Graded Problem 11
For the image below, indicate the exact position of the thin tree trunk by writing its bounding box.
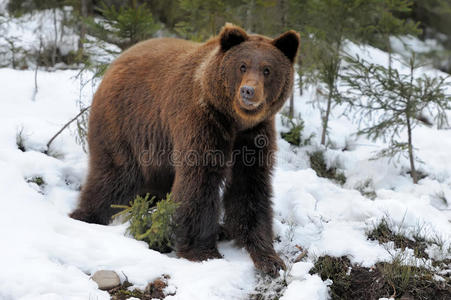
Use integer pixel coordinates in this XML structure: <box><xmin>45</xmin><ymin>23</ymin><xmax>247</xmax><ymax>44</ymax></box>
<box><xmin>8</xmin><ymin>40</ymin><xmax>16</xmax><ymax>69</ymax></box>
<box><xmin>60</xmin><ymin>8</ymin><xmax>65</xmax><ymax>46</ymax></box>
<box><xmin>386</xmin><ymin>35</ymin><xmax>392</xmax><ymax>76</ymax></box>
<box><xmin>78</xmin><ymin>0</ymin><xmax>88</xmax><ymax>56</ymax></box>
<box><xmin>406</xmin><ymin>55</ymin><xmax>417</xmax><ymax>183</ymax></box>
<box><xmin>288</xmin><ymin>90</ymin><xmax>294</xmax><ymax>119</ymax></box>
<box><xmin>406</xmin><ymin>116</ymin><xmax>418</xmax><ymax>183</ymax></box>
<box><xmin>321</xmin><ymin>90</ymin><xmax>333</xmax><ymax>145</ymax></box>
<box><xmin>52</xmin><ymin>7</ymin><xmax>58</xmax><ymax>66</ymax></box>
<box><xmin>299</xmin><ymin>73</ymin><xmax>303</xmax><ymax>96</ymax></box>
<box><xmin>33</xmin><ymin>60</ymin><xmax>38</xmax><ymax>101</ymax></box>
<box><xmin>32</xmin><ymin>38</ymin><xmax>42</xmax><ymax>102</ymax></box>
<box><xmin>280</xmin><ymin>0</ymin><xmax>286</xmax><ymax>30</ymax></box>
<box><xmin>388</xmin><ymin>51</ymin><xmax>392</xmax><ymax>73</ymax></box>
<box><xmin>246</xmin><ymin>0</ymin><xmax>255</xmax><ymax>32</ymax></box>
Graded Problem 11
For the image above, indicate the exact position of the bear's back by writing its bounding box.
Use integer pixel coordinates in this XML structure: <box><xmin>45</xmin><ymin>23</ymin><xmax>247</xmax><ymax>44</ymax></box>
<box><xmin>92</xmin><ymin>38</ymin><xmax>205</xmax><ymax>112</ymax></box>
<box><xmin>117</xmin><ymin>38</ymin><xmax>200</xmax><ymax>66</ymax></box>
<box><xmin>103</xmin><ymin>38</ymin><xmax>201</xmax><ymax>83</ymax></box>
<box><xmin>88</xmin><ymin>37</ymin><xmax>214</xmax><ymax>159</ymax></box>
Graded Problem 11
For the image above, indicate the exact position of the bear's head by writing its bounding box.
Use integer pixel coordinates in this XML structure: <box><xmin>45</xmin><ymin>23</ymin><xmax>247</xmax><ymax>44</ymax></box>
<box><xmin>204</xmin><ymin>24</ymin><xmax>300</xmax><ymax>129</ymax></box>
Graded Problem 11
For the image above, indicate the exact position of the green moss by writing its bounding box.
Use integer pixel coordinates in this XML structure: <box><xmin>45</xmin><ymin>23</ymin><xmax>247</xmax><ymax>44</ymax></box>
<box><xmin>112</xmin><ymin>193</ymin><xmax>178</xmax><ymax>253</ymax></box>
<box><xmin>108</xmin><ymin>275</ymin><xmax>171</xmax><ymax>300</ymax></box>
<box><xmin>311</xmin><ymin>256</ymin><xmax>352</xmax><ymax>298</ymax></box>
<box><xmin>110</xmin><ymin>284</ymin><xmax>143</xmax><ymax>300</ymax></box>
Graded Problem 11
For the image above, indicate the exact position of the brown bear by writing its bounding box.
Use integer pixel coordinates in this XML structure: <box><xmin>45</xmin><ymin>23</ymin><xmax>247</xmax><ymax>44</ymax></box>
<box><xmin>70</xmin><ymin>23</ymin><xmax>299</xmax><ymax>277</ymax></box>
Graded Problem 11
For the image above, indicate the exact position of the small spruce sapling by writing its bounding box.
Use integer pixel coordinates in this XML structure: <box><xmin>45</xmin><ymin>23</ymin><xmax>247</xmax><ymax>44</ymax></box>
<box><xmin>341</xmin><ymin>54</ymin><xmax>451</xmax><ymax>183</ymax></box>
<box><xmin>280</xmin><ymin>113</ymin><xmax>314</xmax><ymax>147</ymax></box>
<box><xmin>85</xmin><ymin>0</ymin><xmax>159</xmax><ymax>50</ymax></box>
<box><xmin>303</xmin><ymin>0</ymin><xmax>374</xmax><ymax>146</ymax></box>
<box><xmin>112</xmin><ymin>193</ymin><xmax>178</xmax><ymax>253</ymax></box>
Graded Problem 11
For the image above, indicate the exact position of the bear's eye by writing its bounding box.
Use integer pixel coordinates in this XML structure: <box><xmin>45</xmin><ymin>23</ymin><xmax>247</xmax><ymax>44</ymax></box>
<box><xmin>263</xmin><ymin>67</ymin><xmax>270</xmax><ymax>76</ymax></box>
<box><xmin>240</xmin><ymin>64</ymin><xmax>247</xmax><ymax>73</ymax></box>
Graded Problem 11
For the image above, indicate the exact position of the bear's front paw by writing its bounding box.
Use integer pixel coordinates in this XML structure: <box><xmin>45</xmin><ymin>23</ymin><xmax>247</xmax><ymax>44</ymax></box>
<box><xmin>69</xmin><ymin>209</ymin><xmax>91</xmax><ymax>222</ymax></box>
<box><xmin>252</xmin><ymin>252</ymin><xmax>286</xmax><ymax>278</ymax></box>
<box><xmin>177</xmin><ymin>247</ymin><xmax>223</xmax><ymax>262</ymax></box>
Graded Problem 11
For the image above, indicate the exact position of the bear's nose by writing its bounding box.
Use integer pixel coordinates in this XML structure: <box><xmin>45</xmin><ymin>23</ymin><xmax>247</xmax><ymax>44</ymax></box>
<box><xmin>240</xmin><ymin>85</ymin><xmax>255</xmax><ymax>100</ymax></box>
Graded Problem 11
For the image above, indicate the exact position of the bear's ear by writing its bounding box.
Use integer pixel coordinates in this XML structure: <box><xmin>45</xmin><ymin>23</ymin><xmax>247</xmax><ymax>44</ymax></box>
<box><xmin>272</xmin><ymin>30</ymin><xmax>300</xmax><ymax>63</ymax></box>
<box><xmin>219</xmin><ymin>23</ymin><xmax>249</xmax><ymax>52</ymax></box>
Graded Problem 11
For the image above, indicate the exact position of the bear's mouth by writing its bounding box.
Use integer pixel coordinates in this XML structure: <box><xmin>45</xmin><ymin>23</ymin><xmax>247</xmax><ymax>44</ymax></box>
<box><xmin>238</xmin><ymin>101</ymin><xmax>264</xmax><ymax>115</ymax></box>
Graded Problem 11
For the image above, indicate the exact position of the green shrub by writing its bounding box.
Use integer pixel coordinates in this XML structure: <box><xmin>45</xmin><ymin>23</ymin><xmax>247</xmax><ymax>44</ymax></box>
<box><xmin>26</xmin><ymin>176</ymin><xmax>45</xmax><ymax>186</ymax></box>
<box><xmin>280</xmin><ymin>114</ymin><xmax>314</xmax><ymax>146</ymax></box>
<box><xmin>112</xmin><ymin>193</ymin><xmax>178</xmax><ymax>253</ymax></box>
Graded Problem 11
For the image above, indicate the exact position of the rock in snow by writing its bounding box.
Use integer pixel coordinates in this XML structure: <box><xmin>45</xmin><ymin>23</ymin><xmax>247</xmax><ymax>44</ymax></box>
<box><xmin>91</xmin><ymin>270</ymin><xmax>121</xmax><ymax>290</ymax></box>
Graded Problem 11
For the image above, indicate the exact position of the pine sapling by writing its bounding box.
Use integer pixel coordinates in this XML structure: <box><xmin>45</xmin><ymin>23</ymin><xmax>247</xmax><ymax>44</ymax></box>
<box><xmin>341</xmin><ymin>54</ymin><xmax>451</xmax><ymax>183</ymax></box>
<box><xmin>280</xmin><ymin>113</ymin><xmax>314</xmax><ymax>147</ymax></box>
<box><xmin>112</xmin><ymin>193</ymin><xmax>178</xmax><ymax>253</ymax></box>
<box><xmin>85</xmin><ymin>0</ymin><xmax>159</xmax><ymax>50</ymax></box>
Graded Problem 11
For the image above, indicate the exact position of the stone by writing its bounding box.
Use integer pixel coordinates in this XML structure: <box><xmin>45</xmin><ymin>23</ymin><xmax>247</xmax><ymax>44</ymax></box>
<box><xmin>91</xmin><ymin>270</ymin><xmax>121</xmax><ymax>290</ymax></box>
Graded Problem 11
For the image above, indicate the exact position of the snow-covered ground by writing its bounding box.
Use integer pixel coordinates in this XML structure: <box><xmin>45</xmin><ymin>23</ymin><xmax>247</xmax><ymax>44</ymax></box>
<box><xmin>1</xmin><ymin>9</ymin><xmax>450</xmax><ymax>300</ymax></box>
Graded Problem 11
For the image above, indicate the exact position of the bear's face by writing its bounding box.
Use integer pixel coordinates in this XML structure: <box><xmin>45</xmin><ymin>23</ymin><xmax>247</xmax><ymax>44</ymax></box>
<box><xmin>217</xmin><ymin>25</ymin><xmax>300</xmax><ymax>128</ymax></box>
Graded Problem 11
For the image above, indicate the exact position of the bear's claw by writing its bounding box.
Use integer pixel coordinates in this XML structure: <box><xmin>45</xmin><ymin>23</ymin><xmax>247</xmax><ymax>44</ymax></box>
<box><xmin>177</xmin><ymin>247</ymin><xmax>223</xmax><ymax>261</ymax></box>
<box><xmin>252</xmin><ymin>252</ymin><xmax>286</xmax><ymax>278</ymax></box>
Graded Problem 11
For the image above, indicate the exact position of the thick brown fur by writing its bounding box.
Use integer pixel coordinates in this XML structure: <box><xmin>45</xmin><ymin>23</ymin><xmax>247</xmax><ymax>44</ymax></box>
<box><xmin>70</xmin><ymin>24</ymin><xmax>300</xmax><ymax>277</ymax></box>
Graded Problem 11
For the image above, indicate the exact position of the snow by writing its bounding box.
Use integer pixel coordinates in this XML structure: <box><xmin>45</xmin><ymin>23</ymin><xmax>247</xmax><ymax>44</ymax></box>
<box><xmin>0</xmin><ymin>11</ymin><xmax>450</xmax><ymax>300</ymax></box>
<box><xmin>280</xmin><ymin>275</ymin><xmax>330</xmax><ymax>300</ymax></box>
<box><xmin>391</xmin><ymin>35</ymin><xmax>444</xmax><ymax>56</ymax></box>
<box><xmin>0</xmin><ymin>6</ymin><xmax>118</xmax><ymax>69</ymax></box>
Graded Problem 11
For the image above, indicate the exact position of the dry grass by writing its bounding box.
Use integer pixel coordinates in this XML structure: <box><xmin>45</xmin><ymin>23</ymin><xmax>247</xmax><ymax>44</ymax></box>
<box><xmin>310</xmin><ymin>255</ymin><xmax>450</xmax><ymax>300</ymax></box>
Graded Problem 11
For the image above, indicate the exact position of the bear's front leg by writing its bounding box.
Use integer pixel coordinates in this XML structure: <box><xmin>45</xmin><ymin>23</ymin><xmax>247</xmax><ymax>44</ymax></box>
<box><xmin>223</xmin><ymin>120</ymin><xmax>286</xmax><ymax>277</ymax></box>
<box><xmin>171</xmin><ymin>119</ymin><xmax>232</xmax><ymax>262</ymax></box>
<box><xmin>172</xmin><ymin>165</ymin><xmax>224</xmax><ymax>261</ymax></box>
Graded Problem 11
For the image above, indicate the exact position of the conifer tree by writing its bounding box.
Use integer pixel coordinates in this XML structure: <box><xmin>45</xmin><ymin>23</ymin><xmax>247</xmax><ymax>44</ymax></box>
<box><xmin>295</xmin><ymin>0</ymin><xmax>423</xmax><ymax>146</ymax></box>
<box><xmin>304</xmin><ymin>0</ymin><xmax>374</xmax><ymax>145</ymax></box>
<box><xmin>366</xmin><ymin>0</ymin><xmax>421</xmax><ymax>72</ymax></box>
<box><xmin>175</xmin><ymin>0</ymin><xmax>237</xmax><ymax>41</ymax></box>
<box><xmin>341</xmin><ymin>54</ymin><xmax>451</xmax><ymax>183</ymax></box>
<box><xmin>86</xmin><ymin>0</ymin><xmax>159</xmax><ymax>50</ymax></box>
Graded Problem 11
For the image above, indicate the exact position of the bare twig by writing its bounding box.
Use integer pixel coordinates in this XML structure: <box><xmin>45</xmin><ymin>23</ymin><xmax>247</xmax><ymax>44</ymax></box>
<box><xmin>389</xmin><ymin>280</ymin><xmax>397</xmax><ymax>299</ymax></box>
<box><xmin>32</xmin><ymin>37</ymin><xmax>42</xmax><ymax>102</ymax></box>
<box><xmin>52</xmin><ymin>7</ymin><xmax>58</xmax><ymax>67</ymax></box>
<box><xmin>294</xmin><ymin>245</ymin><xmax>308</xmax><ymax>263</ymax></box>
<box><xmin>46</xmin><ymin>106</ymin><xmax>90</xmax><ymax>151</ymax></box>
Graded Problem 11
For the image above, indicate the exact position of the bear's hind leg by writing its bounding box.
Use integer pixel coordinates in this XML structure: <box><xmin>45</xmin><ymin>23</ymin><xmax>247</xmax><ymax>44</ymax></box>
<box><xmin>70</xmin><ymin>160</ymin><xmax>143</xmax><ymax>225</ymax></box>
